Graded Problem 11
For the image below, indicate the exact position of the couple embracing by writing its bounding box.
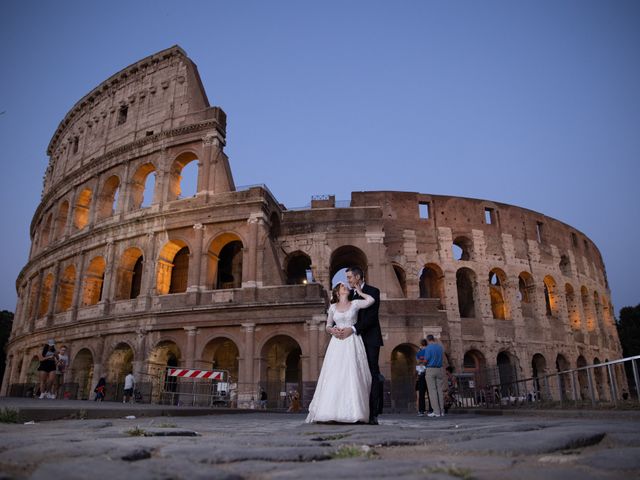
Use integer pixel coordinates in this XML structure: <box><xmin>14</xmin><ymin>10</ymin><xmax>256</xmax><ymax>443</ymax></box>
<box><xmin>306</xmin><ymin>267</ymin><xmax>384</xmax><ymax>425</ymax></box>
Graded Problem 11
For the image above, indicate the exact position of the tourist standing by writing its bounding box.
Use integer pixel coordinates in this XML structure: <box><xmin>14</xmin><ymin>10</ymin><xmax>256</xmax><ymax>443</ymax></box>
<box><xmin>37</xmin><ymin>340</ymin><xmax>57</xmax><ymax>399</ymax></box>
<box><xmin>415</xmin><ymin>339</ymin><xmax>428</xmax><ymax>416</ymax></box>
<box><xmin>424</xmin><ymin>334</ymin><xmax>445</xmax><ymax>417</ymax></box>
<box><xmin>123</xmin><ymin>371</ymin><xmax>135</xmax><ymax>403</ymax></box>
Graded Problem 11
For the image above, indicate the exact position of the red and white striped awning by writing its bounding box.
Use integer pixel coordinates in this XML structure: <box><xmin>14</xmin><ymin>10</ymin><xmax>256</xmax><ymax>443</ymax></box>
<box><xmin>167</xmin><ymin>368</ymin><xmax>224</xmax><ymax>380</ymax></box>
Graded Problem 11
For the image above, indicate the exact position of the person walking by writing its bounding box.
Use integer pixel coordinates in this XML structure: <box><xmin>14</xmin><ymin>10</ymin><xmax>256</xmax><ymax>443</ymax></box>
<box><xmin>123</xmin><ymin>371</ymin><xmax>135</xmax><ymax>403</ymax></box>
<box><xmin>424</xmin><ymin>334</ymin><xmax>445</xmax><ymax>417</ymax></box>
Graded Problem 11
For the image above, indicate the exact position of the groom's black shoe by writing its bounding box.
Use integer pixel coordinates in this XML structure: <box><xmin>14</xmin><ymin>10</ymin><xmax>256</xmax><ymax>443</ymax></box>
<box><xmin>368</xmin><ymin>417</ymin><xmax>379</xmax><ymax>425</ymax></box>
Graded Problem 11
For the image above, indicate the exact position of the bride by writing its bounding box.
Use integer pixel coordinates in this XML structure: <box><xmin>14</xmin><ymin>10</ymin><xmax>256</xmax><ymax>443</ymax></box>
<box><xmin>305</xmin><ymin>282</ymin><xmax>374</xmax><ymax>423</ymax></box>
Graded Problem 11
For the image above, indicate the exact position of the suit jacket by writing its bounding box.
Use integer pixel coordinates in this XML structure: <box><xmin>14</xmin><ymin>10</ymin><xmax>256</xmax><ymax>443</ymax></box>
<box><xmin>352</xmin><ymin>283</ymin><xmax>383</xmax><ymax>347</ymax></box>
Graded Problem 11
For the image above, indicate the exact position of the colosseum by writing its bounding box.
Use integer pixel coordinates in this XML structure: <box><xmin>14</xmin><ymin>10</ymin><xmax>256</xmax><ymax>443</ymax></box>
<box><xmin>2</xmin><ymin>46</ymin><xmax>623</xmax><ymax>409</ymax></box>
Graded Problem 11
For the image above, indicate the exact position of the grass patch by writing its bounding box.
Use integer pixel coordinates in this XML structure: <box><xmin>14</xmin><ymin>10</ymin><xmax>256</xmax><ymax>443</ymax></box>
<box><xmin>0</xmin><ymin>408</ymin><xmax>19</xmax><ymax>423</ymax></box>
<box><xmin>126</xmin><ymin>426</ymin><xmax>147</xmax><ymax>437</ymax></box>
<box><xmin>331</xmin><ymin>445</ymin><xmax>376</xmax><ymax>459</ymax></box>
<box><xmin>427</xmin><ymin>466</ymin><xmax>475</xmax><ymax>480</ymax></box>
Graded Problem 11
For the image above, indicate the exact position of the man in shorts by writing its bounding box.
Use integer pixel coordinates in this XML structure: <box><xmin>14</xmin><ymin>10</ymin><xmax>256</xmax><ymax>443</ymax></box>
<box><xmin>123</xmin><ymin>370</ymin><xmax>135</xmax><ymax>403</ymax></box>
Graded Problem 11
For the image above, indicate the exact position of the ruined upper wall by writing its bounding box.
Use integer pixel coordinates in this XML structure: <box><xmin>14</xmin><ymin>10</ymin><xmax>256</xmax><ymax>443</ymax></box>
<box><xmin>42</xmin><ymin>46</ymin><xmax>219</xmax><ymax>196</ymax></box>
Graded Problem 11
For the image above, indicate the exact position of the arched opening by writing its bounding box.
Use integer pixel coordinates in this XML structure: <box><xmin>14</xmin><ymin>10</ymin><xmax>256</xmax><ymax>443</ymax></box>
<box><xmin>148</xmin><ymin>340</ymin><xmax>182</xmax><ymax>402</ymax></box>
<box><xmin>452</xmin><ymin>236</ymin><xmax>473</xmax><ymax>261</ymax></box>
<box><xmin>565</xmin><ymin>283</ymin><xmax>581</xmax><ymax>331</ymax></box>
<box><xmin>593</xmin><ymin>357</ymin><xmax>608</xmax><ymax>401</ymax></box>
<box><xmin>55</xmin><ymin>265</ymin><xmax>76</xmax><ymax>313</ymax></box>
<box><xmin>419</xmin><ymin>264</ymin><xmax>444</xmax><ymax>308</ymax></box>
<box><xmin>576</xmin><ymin>355</ymin><xmax>589</xmax><ymax>401</ymax></box>
<box><xmin>497</xmin><ymin>351</ymin><xmax>517</xmax><ymax>397</ymax></box>
<box><xmin>581</xmin><ymin>286</ymin><xmax>595</xmax><ymax>331</ymax></box>
<box><xmin>329</xmin><ymin>246</ymin><xmax>368</xmax><ymax>288</ymax></box>
<box><xmin>38</xmin><ymin>273</ymin><xmax>54</xmax><ymax>317</ymax></box>
<box><xmin>559</xmin><ymin>254</ymin><xmax>571</xmax><ymax>277</ymax></box>
<box><xmin>463</xmin><ymin>349</ymin><xmax>487</xmax><ymax>391</ymax></box>
<box><xmin>555</xmin><ymin>354</ymin><xmax>571</xmax><ymax>400</ymax></box>
<box><xmin>206</xmin><ymin>234</ymin><xmax>244</xmax><ymax>290</ymax></box>
<box><xmin>489</xmin><ymin>268</ymin><xmax>508</xmax><ymax>320</ymax></box>
<box><xmin>82</xmin><ymin>256</ymin><xmax>106</xmax><ymax>306</ymax></box>
<box><xmin>456</xmin><ymin>267</ymin><xmax>476</xmax><ymax>318</ymax></box>
<box><xmin>392</xmin><ymin>264</ymin><xmax>407</xmax><ymax>298</ymax></box>
<box><xmin>129</xmin><ymin>163</ymin><xmax>156</xmax><ymax>210</ymax></box>
<box><xmin>531</xmin><ymin>353</ymin><xmax>547</xmax><ymax>400</ymax></box>
<box><xmin>285</xmin><ymin>251</ymin><xmax>312</xmax><ymax>285</ymax></box>
<box><xmin>54</xmin><ymin>200</ymin><xmax>69</xmax><ymax>239</ymax></box>
<box><xmin>390</xmin><ymin>343</ymin><xmax>417</xmax><ymax>412</ymax></box>
<box><xmin>202</xmin><ymin>337</ymin><xmax>240</xmax><ymax>383</ymax></box>
<box><xmin>260</xmin><ymin>335</ymin><xmax>302</xmax><ymax>409</ymax></box>
<box><xmin>156</xmin><ymin>240</ymin><xmax>190</xmax><ymax>295</ymax></box>
<box><xmin>106</xmin><ymin>343</ymin><xmax>134</xmax><ymax>400</ymax></box>
<box><xmin>517</xmin><ymin>272</ymin><xmax>535</xmax><ymax>318</ymax></box>
<box><xmin>40</xmin><ymin>213</ymin><xmax>53</xmax><ymax>249</ymax></box>
<box><xmin>73</xmin><ymin>188</ymin><xmax>92</xmax><ymax>230</ymax></box>
<box><xmin>168</xmin><ymin>153</ymin><xmax>200</xmax><ymax>201</ymax></box>
<box><xmin>70</xmin><ymin>349</ymin><xmax>94</xmax><ymax>400</ymax></box>
<box><xmin>96</xmin><ymin>175</ymin><xmax>120</xmax><ymax>221</ymax></box>
<box><xmin>115</xmin><ymin>247</ymin><xmax>144</xmax><ymax>300</ymax></box>
<box><xmin>543</xmin><ymin>275</ymin><xmax>558</xmax><ymax>317</ymax></box>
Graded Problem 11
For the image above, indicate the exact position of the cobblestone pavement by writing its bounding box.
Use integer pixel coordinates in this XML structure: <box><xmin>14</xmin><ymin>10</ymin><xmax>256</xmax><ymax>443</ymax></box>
<box><xmin>1</xmin><ymin>401</ymin><xmax>639</xmax><ymax>479</ymax></box>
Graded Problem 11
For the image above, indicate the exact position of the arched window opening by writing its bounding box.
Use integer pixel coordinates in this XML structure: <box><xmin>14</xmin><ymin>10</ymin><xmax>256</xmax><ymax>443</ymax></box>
<box><xmin>70</xmin><ymin>349</ymin><xmax>94</xmax><ymax>400</ymax></box>
<box><xmin>556</xmin><ymin>354</ymin><xmax>571</xmax><ymax>400</ymax></box>
<box><xmin>419</xmin><ymin>264</ymin><xmax>445</xmax><ymax>308</ymax></box>
<box><xmin>115</xmin><ymin>248</ymin><xmax>144</xmax><ymax>300</ymax></box>
<box><xmin>202</xmin><ymin>337</ymin><xmax>240</xmax><ymax>384</ymax></box>
<box><xmin>106</xmin><ymin>343</ymin><xmax>134</xmax><ymax>385</ymax></box>
<box><xmin>56</xmin><ymin>265</ymin><xmax>76</xmax><ymax>313</ymax></box>
<box><xmin>168</xmin><ymin>153</ymin><xmax>199</xmax><ymax>201</ymax></box>
<box><xmin>391</xmin><ymin>344</ymin><xmax>418</xmax><ymax>411</ymax></box>
<box><xmin>489</xmin><ymin>269</ymin><xmax>508</xmax><ymax>320</ymax></box>
<box><xmin>565</xmin><ymin>284</ymin><xmax>581</xmax><ymax>331</ymax></box>
<box><xmin>452</xmin><ymin>236</ymin><xmax>472</xmax><ymax>261</ymax></box>
<box><xmin>38</xmin><ymin>274</ymin><xmax>54</xmax><ymax>317</ymax></box>
<box><xmin>543</xmin><ymin>275</ymin><xmax>558</xmax><ymax>318</ymax></box>
<box><xmin>73</xmin><ymin>188</ymin><xmax>93</xmax><ymax>230</ymax></box>
<box><xmin>463</xmin><ymin>350</ymin><xmax>487</xmax><ymax>389</ymax></box>
<box><xmin>169</xmin><ymin>247</ymin><xmax>190</xmax><ymax>294</ymax></box>
<box><xmin>54</xmin><ymin>200</ymin><xmax>69</xmax><ymax>239</ymax></box>
<box><xmin>517</xmin><ymin>272</ymin><xmax>535</xmax><ymax>318</ymax></box>
<box><xmin>82</xmin><ymin>257</ymin><xmax>106</xmax><ymax>306</ymax></box>
<box><xmin>261</xmin><ymin>335</ymin><xmax>303</xmax><ymax>409</ymax></box>
<box><xmin>129</xmin><ymin>163</ymin><xmax>156</xmax><ymax>210</ymax></box>
<box><xmin>392</xmin><ymin>264</ymin><xmax>407</xmax><ymax>298</ymax></box>
<box><xmin>576</xmin><ymin>355</ymin><xmax>589</xmax><ymax>401</ymax></box>
<box><xmin>156</xmin><ymin>241</ymin><xmax>190</xmax><ymax>295</ymax></box>
<box><xmin>285</xmin><ymin>252</ymin><xmax>312</xmax><ymax>285</ymax></box>
<box><xmin>456</xmin><ymin>267</ymin><xmax>476</xmax><ymax>318</ymax></box>
<box><xmin>217</xmin><ymin>241</ymin><xmax>243</xmax><ymax>289</ymax></box>
<box><xmin>329</xmin><ymin>245</ymin><xmax>368</xmax><ymax>289</ymax></box>
<box><xmin>497</xmin><ymin>352</ymin><xmax>517</xmax><ymax>397</ymax></box>
<box><xmin>559</xmin><ymin>255</ymin><xmax>571</xmax><ymax>277</ymax></box>
<box><xmin>96</xmin><ymin>175</ymin><xmax>120</xmax><ymax>221</ymax></box>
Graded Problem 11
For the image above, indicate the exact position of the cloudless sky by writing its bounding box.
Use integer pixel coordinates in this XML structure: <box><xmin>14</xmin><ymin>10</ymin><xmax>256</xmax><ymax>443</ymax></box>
<box><xmin>0</xmin><ymin>0</ymin><xmax>638</xmax><ymax>314</ymax></box>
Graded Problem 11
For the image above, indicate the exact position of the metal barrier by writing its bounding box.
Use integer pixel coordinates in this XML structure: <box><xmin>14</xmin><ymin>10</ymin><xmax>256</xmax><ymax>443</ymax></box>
<box><xmin>159</xmin><ymin>367</ymin><xmax>230</xmax><ymax>406</ymax></box>
<box><xmin>453</xmin><ymin>355</ymin><xmax>640</xmax><ymax>410</ymax></box>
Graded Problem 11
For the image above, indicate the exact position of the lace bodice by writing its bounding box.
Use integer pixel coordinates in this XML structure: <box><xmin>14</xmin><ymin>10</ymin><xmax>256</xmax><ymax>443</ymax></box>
<box><xmin>327</xmin><ymin>299</ymin><xmax>373</xmax><ymax>329</ymax></box>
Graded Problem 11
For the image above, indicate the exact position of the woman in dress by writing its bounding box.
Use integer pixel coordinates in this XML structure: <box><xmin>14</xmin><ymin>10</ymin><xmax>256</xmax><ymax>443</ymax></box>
<box><xmin>306</xmin><ymin>282</ymin><xmax>374</xmax><ymax>423</ymax></box>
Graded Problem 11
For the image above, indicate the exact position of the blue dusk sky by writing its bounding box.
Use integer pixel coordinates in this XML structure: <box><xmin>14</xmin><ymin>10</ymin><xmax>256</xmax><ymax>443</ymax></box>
<box><xmin>0</xmin><ymin>1</ymin><xmax>638</xmax><ymax>314</ymax></box>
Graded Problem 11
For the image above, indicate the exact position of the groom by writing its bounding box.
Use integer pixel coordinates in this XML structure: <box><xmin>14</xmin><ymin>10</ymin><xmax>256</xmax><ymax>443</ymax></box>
<box><xmin>340</xmin><ymin>266</ymin><xmax>384</xmax><ymax>425</ymax></box>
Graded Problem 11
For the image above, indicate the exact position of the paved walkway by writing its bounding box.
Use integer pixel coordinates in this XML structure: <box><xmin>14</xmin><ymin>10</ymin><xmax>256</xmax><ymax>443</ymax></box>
<box><xmin>1</xmin><ymin>398</ymin><xmax>639</xmax><ymax>479</ymax></box>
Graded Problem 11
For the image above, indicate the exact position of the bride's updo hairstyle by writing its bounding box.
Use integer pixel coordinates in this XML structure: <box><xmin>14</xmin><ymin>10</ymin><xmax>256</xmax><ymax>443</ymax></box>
<box><xmin>330</xmin><ymin>283</ymin><xmax>344</xmax><ymax>304</ymax></box>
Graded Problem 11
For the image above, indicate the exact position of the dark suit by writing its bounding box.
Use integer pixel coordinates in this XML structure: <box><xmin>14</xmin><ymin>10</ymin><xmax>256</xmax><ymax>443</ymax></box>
<box><xmin>352</xmin><ymin>283</ymin><xmax>383</xmax><ymax>421</ymax></box>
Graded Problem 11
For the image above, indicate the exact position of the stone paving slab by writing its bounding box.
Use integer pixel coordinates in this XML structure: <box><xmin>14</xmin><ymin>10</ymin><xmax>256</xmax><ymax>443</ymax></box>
<box><xmin>1</xmin><ymin>407</ymin><xmax>640</xmax><ymax>479</ymax></box>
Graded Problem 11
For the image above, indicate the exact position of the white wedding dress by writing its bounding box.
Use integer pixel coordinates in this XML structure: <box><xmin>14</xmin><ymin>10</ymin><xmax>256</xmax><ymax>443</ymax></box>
<box><xmin>306</xmin><ymin>299</ymin><xmax>373</xmax><ymax>423</ymax></box>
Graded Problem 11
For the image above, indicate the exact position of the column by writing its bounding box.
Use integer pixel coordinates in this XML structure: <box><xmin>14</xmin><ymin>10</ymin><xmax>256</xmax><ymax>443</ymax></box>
<box><xmin>71</xmin><ymin>251</ymin><xmax>86</xmax><ymax>322</ymax></box>
<box><xmin>115</xmin><ymin>162</ymin><xmax>131</xmax><ymax>215</ymax></box>
<box><xmin>243</xmin><ymin>214</ymin><xmax>261</xmax><ymax>288</ymax></box>
<box><xmin>187</xmin><ymin>223</ymin><xmax>205</xmax><ymax>292</ymax></box>
<box><xmin>0</xmin><ymin>355</ymin><xmax>14</xmax><ymax>395</ymax></box>
<box><xmin>184</xmin><ymin>326</ymin><xmax>198</xmax><ymax>368</ymax></box>
<box><xmin>46</xmin><ymin>261</ymin><xmax>61</xmax><ymax>325</ymax></box>
<box><xmin>306</xmin><ymin>315</ymin><xmax>324</xmax><ymax>380</ymax></box>
<box><xmin>101</xmin><ymin>240</ymin><xmax>116</xmax><ymax>309</ymax></box>
<box><xmin>239</xmin><ymin>323</ymin><xmax>256</xmax><ymax>406</ymax></box>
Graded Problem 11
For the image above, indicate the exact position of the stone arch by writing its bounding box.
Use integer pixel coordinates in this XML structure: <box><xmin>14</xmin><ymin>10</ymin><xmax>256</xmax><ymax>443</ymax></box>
<box><xmin>129</xmin><ymin>162</ymin><xmax>157</xmax><ymax>210</ymax></box>
<box><xmin>56</xmin><ymin>265</ymin><xmax>76</xmax><ymax>313</ymax></box>
<box><xmin>452</xmin><ymin>235</ymin><xmax>473</xmax><ymax>261</ymax></box>
<box><xmin>593</xmin><ymin>357</ymin><xmax>608</xmax><ymax>401</ymax></box>
<box><xmin>463</xmin><ymin>349</ymin><xmax>487</xmax><ymax>388</ymax></box>
<box><xmin>95</xmin><ymin>175</ymin><xmax>120</xmax><ymax>221</ymax></box>
<box><xmin>564</xmin><ymin>283</ymin><xmax>581</xmax><ymax>331</ymax></box>
<box><xmin>555</xmin><ymin>353</ymin><xmax>571</xmax><ymax>400</ymax></box>
<box><xmin>392</xmin><ymin>263</ymin><xmax>407</xmax><ymax>298</ymax></box>
<box><xmin>497</xmin><ymin>350</ymin><xmax>518</xmax><ymax>396</ymax></box>
<box><xmin>517</xmin><ymin>272</ymin><xmax>536</xmax><ymax>318</ymax></box>
<box><xmin>531</xmin><ymin>353</ymin><xmax>547</xmax><ymax>400</ymax></box>
<box><xmin>207</xmin><ymin>233</ymin><xmax>244</xmax><ymax>289</ymax></box>
<box><xmin>543</xmin><ymin>275</ymin><xmax>559</xmax><ymax>317</ymax></box>
<box><xmin>456</xmin><ymin>267</ymin><xmax>476</xmax><ymax>318</ymax></box>
<box><xmin>559</xmin><ymin>254</ymin><xmax>572</xmax><ymax>277</ymax></box>
<box><xmin>70</xmin><ymin>348</ymin><xmax>94</xmax><ymax>400</ymax></box>
<box><xmin>390</xmin><ymin>343</ymin><xmax>418</xmax><ymax>412</ymax></box>
<box><xmin>147</xmin><ymin>340</ymin><xmax>182</xmax><ymax>385</ymax></box>
<box><xmin>40</xmin><ymin>212</ymin><xmax>53</xmax><ymax>249</ymax></box>
<box><xmin>73</xmin><ymin>187</ymin><xmax>93</xmax><ymax>230</ymax></box>
<box><xmin>82</xmin><ymin>256</ymin><xmax>106</xmax><ymax>306</ymax></box>
<box><xmin>156</xmin><ymin>240</ymin><xmax>190</xmax><ymax>295</ymax></box>
<box><xmin>284</xmin><ymin>251</ymin><xmax>312</xmax><ymax>285</ymax></box>
<box><xmin>26</xmin><ymin>354</ymin><xmax>40</xmax><ymax>384</ymax></box>
<box><xmin>168</xmin><ymin>151</ymin><xmax>200</xmax><ymax>201</ymax></box>
<box><xmin>489</xmin><ymin>268</ymin><xmax>508</xmax><ymax>320</ymax></box>
<box><xmin>581</xmin><ymin>286</ymin><xmax>595</xmax><ymax>331</ymax></box>
<box><xmin>38</xmin><ymin>273</ymin><xmax>54</xmax><ymax>317</ymax></box>
<box><xmin>201</xmin><ymin>337</ymin><xmax>240</xmax><ymax>383</ymax></box>
<box><xmin>54</xmin><ymin>200</ymin><xmax>69</xmax><ymax>239</ymax></box>
<box><xmin>329</xmin><ymin>245</ymin><xmax>368</xmax><ymax>286</ymax></box>
<box><xmin>419</xmin><ymin>263</ymin><xmax>444</xmax><ymax>307</ymax></box>
<box><xmin>105</xmin><ymin>342</ymin><xmax>135</xmax><ymax>384</ymax></box>
<box><xmin>260</xmin><ymin>335</ymin><xmax>303</xmax><ymax>409</ymax></box>
<box><xmin>115</xmin><ymin>247</ymin><xmax>144</xmax><ymax>300</ymax></box>
<box><xmin>576</xmin><ymin>355</ymin><xmax>589</xmax><ymax>401</ymax></box>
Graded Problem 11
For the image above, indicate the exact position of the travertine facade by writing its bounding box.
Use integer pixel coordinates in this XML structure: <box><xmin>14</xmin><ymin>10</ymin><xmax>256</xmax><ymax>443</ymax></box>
<box><xmin>2</xmin><ymin>46</ymin><xmax>622</xmax><ymax>409</ymax></box>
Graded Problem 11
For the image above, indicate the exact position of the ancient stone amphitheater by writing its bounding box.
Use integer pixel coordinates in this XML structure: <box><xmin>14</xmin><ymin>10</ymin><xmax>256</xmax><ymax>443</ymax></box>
<box><xmin>2</xmin><ymin>46</ymin><xmax>622</xmax><ymax>409</ymax></box>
